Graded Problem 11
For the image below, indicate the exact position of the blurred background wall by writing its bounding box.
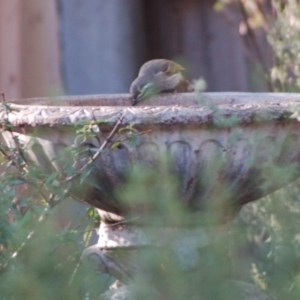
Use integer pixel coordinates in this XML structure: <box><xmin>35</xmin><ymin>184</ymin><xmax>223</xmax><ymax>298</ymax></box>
<box><xmin>0</xmin><ymin>0</ymin><xmax>62</xmax><ymax>99</ymax></box>
<box><xmin>0</xmin><ymin>0</ymin><xmax>272</xmax><ymax>98</ymax></box>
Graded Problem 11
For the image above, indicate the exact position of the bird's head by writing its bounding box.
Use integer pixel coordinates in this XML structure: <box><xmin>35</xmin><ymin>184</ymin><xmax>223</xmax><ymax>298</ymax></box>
<box><xmin>130</xmin><ymin>76</ymin><xmax>158</xmax><ymax>106</ymax></box>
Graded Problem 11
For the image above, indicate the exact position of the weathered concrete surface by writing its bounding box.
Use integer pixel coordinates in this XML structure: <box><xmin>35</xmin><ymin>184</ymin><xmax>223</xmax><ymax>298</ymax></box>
<box><xmin>9</xmin><ymin>92</ymin><xmax>300</xmax><ymax>106</ymax></box>
<box><xmin>5</xmin><ymin>92</ymin><xmax>300</xmax><ymax>126</ymax></box>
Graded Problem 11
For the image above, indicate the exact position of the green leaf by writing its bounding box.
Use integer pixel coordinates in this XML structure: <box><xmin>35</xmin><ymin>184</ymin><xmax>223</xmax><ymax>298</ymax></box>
<box><xmin>94</xmin><ymin>119</ymin><xmax>106</xmax><ymax>124</ymax></box>
<box><xmin>118</xmin><ymin>124</ymin><xmax>138</xmax><ymax>133</ymax></box>
<box><xmin>74</xmin><ymin>120</ymin><xmax>90</xmax><ymax>127</ymax></box>
<box><xmin>111</xmin><ymin>141</ymin><xmax>122</xmax><ymax>149</ymax></box>
<box><xmin>10</xmin><ymin>178</ymin><xmax>28</xmax><ymax>185</ymax></box>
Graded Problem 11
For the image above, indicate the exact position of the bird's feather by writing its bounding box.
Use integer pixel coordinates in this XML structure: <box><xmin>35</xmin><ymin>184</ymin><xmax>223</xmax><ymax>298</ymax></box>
<box><xmin>139</xmin><ymin>59</ymin><xmax>185</xmax><ymax>77</ymax></box>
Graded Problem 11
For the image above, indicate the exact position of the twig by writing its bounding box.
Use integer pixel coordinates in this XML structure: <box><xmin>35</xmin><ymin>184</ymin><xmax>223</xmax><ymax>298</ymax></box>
<box><xmin>65</xmin><ymin>113</ymin><xmax>125</xmax><ymax>182</ymax></box>
<box><xmin>259</xmin><ymin>3</ymin><xmax>270</xmax><ymax>27</ymax></box>
<box><xmin>98</xmin><ymin>114</ymin><xmax>125</xmax><ymax>152</ymax></box>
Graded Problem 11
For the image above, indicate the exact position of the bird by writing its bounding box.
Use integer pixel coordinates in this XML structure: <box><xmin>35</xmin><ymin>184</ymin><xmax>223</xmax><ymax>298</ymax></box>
<box><xmin>130</xmin><ymin>59</ymin><xmax>193</xmax><ymax>106</ymax></box>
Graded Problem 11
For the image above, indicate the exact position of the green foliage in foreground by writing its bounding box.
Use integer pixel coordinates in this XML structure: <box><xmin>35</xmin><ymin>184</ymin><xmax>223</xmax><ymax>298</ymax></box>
<box><xmin>1</xmin><ymin>100</ymin><xmax>300</xmax><ymax>297</ymax></box>
<box><xmin>3</xmin><ymin>168</ymin><xmax>300</xmax><ymax>300</ymax></box>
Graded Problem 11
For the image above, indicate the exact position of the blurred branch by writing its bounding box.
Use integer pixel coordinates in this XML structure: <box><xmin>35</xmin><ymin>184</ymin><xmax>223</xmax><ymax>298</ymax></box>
<box><xmin>238</xmin><ymin>0</ymin><xmax>273</xmax><ymax>91</ymax></box>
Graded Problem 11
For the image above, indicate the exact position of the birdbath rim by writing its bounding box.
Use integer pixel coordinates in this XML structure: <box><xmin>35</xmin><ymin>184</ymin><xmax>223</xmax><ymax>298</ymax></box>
<box><xmin>3</xmin><ymin>92</ymin><xmax>300</xmax><ymax>127</ymax></box>
<box><xmin>7</xmin><ymin>91</ymin><xmax>300</xmax><ymax>107</ymax></box>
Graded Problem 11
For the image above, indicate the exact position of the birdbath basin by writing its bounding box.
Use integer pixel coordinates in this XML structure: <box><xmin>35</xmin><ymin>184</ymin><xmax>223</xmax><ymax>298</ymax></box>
<box><xmin>2</xmin><ymin>92</ymin><xmax>300</xmax><ymax>286</ymax></box>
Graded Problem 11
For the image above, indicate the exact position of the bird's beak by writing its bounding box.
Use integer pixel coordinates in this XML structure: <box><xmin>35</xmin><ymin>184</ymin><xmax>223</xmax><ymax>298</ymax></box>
<box><xmin>132</xmin><ymin>97</ymin><xmax>138</xmax><ymax>106</ymax></box>
<box><xmin>132</xmin><ymin>93</ymin><xmax>144</xmax><ymax>106</ymax></box>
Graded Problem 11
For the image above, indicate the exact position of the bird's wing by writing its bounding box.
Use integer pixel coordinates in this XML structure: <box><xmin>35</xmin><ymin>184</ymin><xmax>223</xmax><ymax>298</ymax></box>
<box><xmin>139</xmin><ymin>59</ymin><xmax>185</xmax><ymax>76</ymax></box>
<box><xmin>139</xmin><ymin>59</ymin><xmax>168</xmax><ymax>76</ymax></box>
<box><xmin>155</xmin><ymin>72</ymin><xmax>184</xmax><ymax>92</ymax></box>
<box><xmin>155</xmin><ymin>72</ymin><xmax>193</xmax><ymax>93</ymax></box>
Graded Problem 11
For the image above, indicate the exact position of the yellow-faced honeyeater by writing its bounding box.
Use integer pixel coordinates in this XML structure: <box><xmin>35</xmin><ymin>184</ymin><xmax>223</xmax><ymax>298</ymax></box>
<box><xmin>130</xmin><ymin>59</ymin><xmax>193</xmax><ymax>106</ymax></box>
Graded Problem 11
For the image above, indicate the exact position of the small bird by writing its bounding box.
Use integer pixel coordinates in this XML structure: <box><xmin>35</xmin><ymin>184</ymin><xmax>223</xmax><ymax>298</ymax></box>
<box><xmin>130</xmin><ymin>59</ymin><xmax>193</xmax><ymax>106</ymax></box>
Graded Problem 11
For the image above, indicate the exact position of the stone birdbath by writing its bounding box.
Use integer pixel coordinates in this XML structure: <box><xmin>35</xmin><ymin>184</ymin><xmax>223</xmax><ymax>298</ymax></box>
<box><xmin>1</xmin><ymin>92</ymin><xmax>300</xmax><ymax>297</ymax></box>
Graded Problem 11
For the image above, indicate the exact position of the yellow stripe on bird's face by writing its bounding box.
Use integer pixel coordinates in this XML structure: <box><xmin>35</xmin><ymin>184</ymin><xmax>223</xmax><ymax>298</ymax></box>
<box><xmin>137</xmin><ymin>82</ymin><xmax>155</xmax><ymax>100</ymax></box>
<box><xmin>138</xmin><ymin>86</ymin><xmax>146</xmax><ymax>99</ymax></box>
<box><xmin>132</xmin><ymin>81</ymin><xmax>156</xmax><ymax>105</ymax></box>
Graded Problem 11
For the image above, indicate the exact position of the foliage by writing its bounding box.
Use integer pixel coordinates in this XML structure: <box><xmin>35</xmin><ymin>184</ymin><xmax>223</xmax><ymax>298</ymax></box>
<box><xmin>227</xmin><ymin>0</ymin><xmax>300</xmax><ymax>92</ymax></box>
<box><xmin>199</xmin><ymin>2</ymin><xmax>300</xmax><ymax>297</ymax></box>
<box><xmin>0</xmin><ymin>99</ymin><xmax>141</xmax><ymax>299</ymax></box>
<box><xmin>268</xmin><ymin>0</ymin><xmax>300</xmax><ymax>91</ymax></box>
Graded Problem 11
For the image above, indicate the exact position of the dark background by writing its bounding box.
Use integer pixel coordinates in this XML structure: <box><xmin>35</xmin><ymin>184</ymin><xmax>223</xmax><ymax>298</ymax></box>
<box><xmin>59</xmin><ymin>0</ymin><xmax>272</xmax><ymax>95</ymax></box>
